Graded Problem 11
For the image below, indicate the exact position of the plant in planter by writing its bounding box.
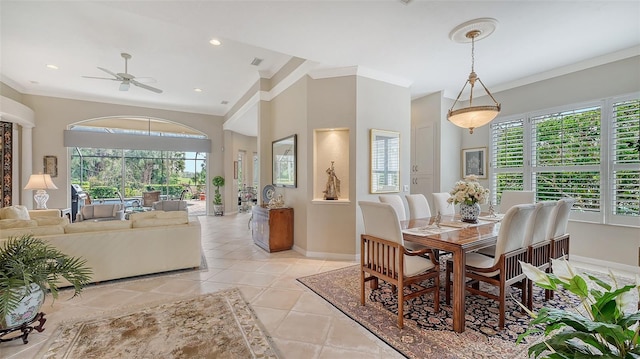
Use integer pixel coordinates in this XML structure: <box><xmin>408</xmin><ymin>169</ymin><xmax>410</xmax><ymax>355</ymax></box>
<box><xmin>0</xmin><ymin>234</ymin><xmax>92</xmax><ymax>343</ymax></box>
<box><xmin>517</xmin><ymin>259</ymin><xmax>640</xmax><ymax>358</ymax></box>
<box><xmin>212</xmin><ymin>175</ymin><xmax>225</xmax><ymax>216</ymax></box>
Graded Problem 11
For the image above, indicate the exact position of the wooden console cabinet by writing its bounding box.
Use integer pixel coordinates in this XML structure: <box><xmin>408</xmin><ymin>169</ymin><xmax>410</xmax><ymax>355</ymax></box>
<box><xmin>252</xmin><ymin>205</ymin><xmax>293</xmax><ymax>252</ymax></box>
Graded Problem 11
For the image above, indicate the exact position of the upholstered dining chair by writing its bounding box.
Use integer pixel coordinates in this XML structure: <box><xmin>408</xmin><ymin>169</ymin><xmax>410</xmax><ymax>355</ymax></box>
<box><xmin>476</xmin><ymin>190</ymin><xmax>536</xmax><ymax>257</ymax></box>
<box><xmin>379</xmin><ymin>194</ymin><xmax>426</xmax><ymax>252</ymax></box>
<box><xmin>499</xmin><ymin>190</ymin><xmax>535</xmax><ymax>213</ymax></box>
<box><xmin>378</xmin><ymin>195</ymin><xmax>407</xmax><ymax>221</ymax></box>
<box><xmin>432</xmin><ymin>192</ymin><xmax>455</xmax><ymax>216</ymax></box>
<box><xmin>405</xmin><ymin>194</ymin><xmax>432</xmax><ymax>220</ymax></box>
<box><xmin>546</xmin><ymin>197</ymin><xmax>575</xmax><ymax>300</ymax></box>
<box><xmin>359</xmin><ymin>201</ymin><xmax>440</xmax><ymax>329</ymax></box>
<box><xmin>445</xmin><ymin>203</ymin><xmax>537</xmax><ymax>329</ymax></box>
<box><xmin>524</xmin><ymin>201</ymin><xmax>557</xmax><ymax>309</ymax></box>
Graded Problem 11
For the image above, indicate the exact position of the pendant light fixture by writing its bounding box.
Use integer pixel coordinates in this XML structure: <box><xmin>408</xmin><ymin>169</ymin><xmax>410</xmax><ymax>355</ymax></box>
<box><xmin>448</xmin><ymin>18</ymin><xmax>501</xmax><ymax>134</ymax></box>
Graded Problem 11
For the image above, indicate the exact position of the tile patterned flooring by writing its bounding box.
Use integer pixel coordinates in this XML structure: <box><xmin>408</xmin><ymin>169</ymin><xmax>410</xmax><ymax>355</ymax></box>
<box><xmin>1</xmin><ymin>213</ymin><xmax>404</xmax><ymax>359</ymax></box>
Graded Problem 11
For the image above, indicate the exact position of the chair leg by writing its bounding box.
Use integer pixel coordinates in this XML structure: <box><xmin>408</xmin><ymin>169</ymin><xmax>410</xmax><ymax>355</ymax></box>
<box><xmin>499</xmin><ymin>281</ymin><xmax>506</xmax><ymax>330</ymax></box>
<box><xmin>527</xmin><ymin>279</ymin><xmax>533</xmax><ymax>310</ymax></box>
<box><xmin>433</xmin><ymin>275</ymin><xmax>440</xmax><ymax>312</ymax></box>
<box><xmin>445</xmin><ymin>261</ymin><xmax>452</xmax><ymax>305</ymax></box>
<box><xmin>398</xmin><ymin>283</ymin><xmax>404</xmax><ymax>329</ymax></box>
<box><xmin>521</xmin><ymin>279</ymin><xmax>528</xmax><ymax>312</ymax></box>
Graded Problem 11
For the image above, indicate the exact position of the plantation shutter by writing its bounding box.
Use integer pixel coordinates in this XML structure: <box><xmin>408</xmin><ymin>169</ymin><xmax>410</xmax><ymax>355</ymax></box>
<box><xmin>490</xmin><ymin>118</ymin><xmax>524</xmax><ymax>204</ymax></box>
<box><xmin>530</xmin><ymin>106</ymin><xmax>601</xmax><ymax>210</ymax></box>
<box><xmin>611</xmin><ymin>98</ymin><xmax>640</xmax><ymax>217</ymax></box>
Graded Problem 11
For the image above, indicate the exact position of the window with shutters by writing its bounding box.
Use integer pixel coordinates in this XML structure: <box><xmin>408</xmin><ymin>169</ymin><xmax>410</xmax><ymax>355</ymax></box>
<box><xmin>489</xmin><ymin>93</ymin><xmax>639</xmax><ymax>226</ymax></box>
<box><xmin>491</xmin><ymin>118</ymin><xmax>525</xmax><ymax>205</ymax></box>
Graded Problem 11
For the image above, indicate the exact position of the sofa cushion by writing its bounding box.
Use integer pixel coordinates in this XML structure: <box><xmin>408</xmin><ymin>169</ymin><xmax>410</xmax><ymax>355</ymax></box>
<box><xmin>132</xmin><ymin>217</ymin><xmax>188</xmax><ymax>228</ymax></box>
<box><xmin>0</xmin><ymin>219</ymin><xmax>37</xmax><ymax>229</ymax></box>
<box><xmin>155</xmin><ymin>211</ymin><xmax>188</xmax><ymax>220</ymax></box>
<box><xmin>0</xmin><ymin>205</ymin><xmax>30</xmax><ymax>220</ymax></box>
<box><xmin>128</xmin><ymin>211</ymin><xmax>157</xmax><ymax>221</ymax></box>
<box><xmin>65</xmin><ymin>220</ymin><xmax>131</xmax><ymax>234</ymax></box>
<box><xmin>1</xmin><ymin>225</ymin><xmax>65</xmax><ymax>238</ymax></box>
<box><xmin>34</xmin><ymin>217</ymin><xmax>69</xmax><ymax>226</ymax></box>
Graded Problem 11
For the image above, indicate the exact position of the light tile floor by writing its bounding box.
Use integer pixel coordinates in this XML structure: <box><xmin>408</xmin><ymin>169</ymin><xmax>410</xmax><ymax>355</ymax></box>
<box><xmin>2</xmin><ymin>213</ymin><xmax>404</xmax><ymax>359</ymax></box>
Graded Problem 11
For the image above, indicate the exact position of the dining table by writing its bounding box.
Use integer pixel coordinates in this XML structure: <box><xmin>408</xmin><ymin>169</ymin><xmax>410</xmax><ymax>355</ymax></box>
<box><xmin>401</xmin><ymin>214</ymin><xmax>502</xmax><ymax>333</ymax></box>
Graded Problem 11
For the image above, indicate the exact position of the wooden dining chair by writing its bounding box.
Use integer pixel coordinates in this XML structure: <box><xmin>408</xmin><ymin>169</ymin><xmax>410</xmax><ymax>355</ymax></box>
<box><xmin>499</xmin><ymin>190</ymin><xmax>535</xmax><ymax>213</ymax></box>
<box><xmin>359</xmin><ymin>201</ymin><xmax>440</xmax><ymax>329</ymax></box>
<box><xmin>445</xmin><ymin>203</ymin><xmax>537</xmax><ymax>329</ymax></box>
<box><xmin>546</xmin><ymin>197</ymin><xmax>575</xmax><ymax>300</ymax></box>
<box><xmin>524</xmin><ymin>201</ymin><xmax>557</xmax><ymax>309</ymax></box>
<box><xmin>405</xmin><ymin>194</ymin><xmax>432</xmax><ymax>219</ymax></box>
<box><xmin>378</xmin><ymin>195</ymin><xmax>407</xmax><ymax>221</ymax></box>
<box><xmin>432</xmin><ymin>192</ymin><xmax>455</xmax><ymax>216</ymax></box>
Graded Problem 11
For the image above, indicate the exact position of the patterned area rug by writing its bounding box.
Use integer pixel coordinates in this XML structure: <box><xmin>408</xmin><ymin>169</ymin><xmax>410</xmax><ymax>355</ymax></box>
<box><xmin>36</xmin><ymin>288</ymin><xmax>279</xmax><ymax>359</ymax></box>
<box><xmin>297</xmin><ymin>264</ymin><xmax>583</xmax><ymax>359</ymax></box>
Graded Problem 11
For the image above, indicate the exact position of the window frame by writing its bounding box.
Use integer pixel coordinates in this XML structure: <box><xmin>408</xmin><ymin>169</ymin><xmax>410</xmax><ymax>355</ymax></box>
<box><xmin>489</xmin><ymin>92</ymin><xmax>640</xmax><ymax>227</ymax></box>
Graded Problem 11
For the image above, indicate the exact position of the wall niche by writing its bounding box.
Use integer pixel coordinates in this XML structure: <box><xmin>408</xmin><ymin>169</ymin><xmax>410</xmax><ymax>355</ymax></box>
<box><xmin>313</xmin><ymin>128</ymin><xmax>349</xmax><ymax>202</ymax></box>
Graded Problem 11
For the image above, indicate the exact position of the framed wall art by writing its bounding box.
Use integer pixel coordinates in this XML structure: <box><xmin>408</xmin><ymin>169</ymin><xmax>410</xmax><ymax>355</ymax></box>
<box><xmin>44</xmin><ymin>155</ymin><xmax>58</xmax><ymax>177</ymax></box>
<box><xmin>461</xmin><ymin>147</ymin><xmax>487</xmax><ymax>178</ymax></box>
<box><xmin>272</xmin><ymin>134</ymin><xmax>297</xmax><ymax>188</ymax></box>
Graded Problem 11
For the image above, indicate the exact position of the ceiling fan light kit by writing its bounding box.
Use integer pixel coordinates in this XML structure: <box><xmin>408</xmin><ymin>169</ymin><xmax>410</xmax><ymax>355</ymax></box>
<box><xmin>83</xmin><ymin>53</ymin><xmax>163</xmax><ymax>94</ymax></box>
<box><xmin>447</xmin><ymin>18</ymin><xmax>501</xmax><ymax>134</ymax></box>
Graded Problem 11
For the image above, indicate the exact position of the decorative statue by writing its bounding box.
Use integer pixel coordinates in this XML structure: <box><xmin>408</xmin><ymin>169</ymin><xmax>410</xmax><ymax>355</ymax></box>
<box><xmin>323</xmin><ymin>161</ymin><xmax>340</xmax><ymax>200</ymax></box>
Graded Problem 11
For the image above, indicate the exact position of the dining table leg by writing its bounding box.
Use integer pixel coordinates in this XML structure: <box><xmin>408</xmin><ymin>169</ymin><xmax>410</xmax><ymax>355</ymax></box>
<box><xmin>452</xmin><ymin>247</ymin><xmax>466</xmax><ymax>333</ymax></box>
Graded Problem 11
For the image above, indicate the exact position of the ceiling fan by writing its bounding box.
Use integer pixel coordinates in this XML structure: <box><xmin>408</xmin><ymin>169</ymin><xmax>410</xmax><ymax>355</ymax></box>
<box><xmin>82</xmin><ymin>53</ymin><xmax>163</xmax><ymax>94</ymax></box>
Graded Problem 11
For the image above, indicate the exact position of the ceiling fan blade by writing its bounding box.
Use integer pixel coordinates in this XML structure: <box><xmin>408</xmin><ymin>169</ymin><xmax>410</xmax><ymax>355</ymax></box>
<box><xmin>131</xmin><ymin>79</ymin><xmax>163</xmax><ymax>94</ymax></box>
<box><xmin>82</xmin><ymin>76</ymin><xmax>119</xmax><ymax>81</ymax></box>
<box><xmin>119</xmin><ymin>81</ymin><xmax>130</xmax><ymax>91</ymax></box>
<box><xmin>97</xmin><ymin>67</ymin><xmax>122</xmax><ymax>79</ymax></box>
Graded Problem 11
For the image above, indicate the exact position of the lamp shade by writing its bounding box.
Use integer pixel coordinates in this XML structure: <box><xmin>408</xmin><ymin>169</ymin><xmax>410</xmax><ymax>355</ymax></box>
<box><xmin>448</xmin><ymin>105</ymin><xmax>500</xmax><ymax>133</ymax></box>
<box><xmin>24</xmin><ymin>174</ymin><xmax>58</xmax><ymax>190</ymax></box>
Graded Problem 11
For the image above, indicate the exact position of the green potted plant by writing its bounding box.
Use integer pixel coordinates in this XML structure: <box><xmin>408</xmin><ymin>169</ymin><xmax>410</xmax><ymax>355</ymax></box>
<box><xmin>0</xmin><ymin>235</ymin><xmax>92</xmax><ymax>335</ymax></box>
<box><xmin>212</xmin><ymin>175</ymin><xmax>225</xmax><ymax>216</ymax></box>
<box><xmin>518</xmin><ymin>259</ymin><xmax>640</xmax><ymax>358</ymax></box>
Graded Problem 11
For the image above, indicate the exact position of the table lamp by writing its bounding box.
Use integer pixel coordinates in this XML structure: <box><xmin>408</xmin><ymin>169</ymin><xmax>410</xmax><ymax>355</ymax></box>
<box><xmin>24</xmin><ymin>173</ymin><xmax>58</xmax><ymax>209</ymax></box>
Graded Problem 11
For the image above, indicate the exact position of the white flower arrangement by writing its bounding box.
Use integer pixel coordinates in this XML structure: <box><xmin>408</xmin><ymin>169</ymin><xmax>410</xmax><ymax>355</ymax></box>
<box><xmin>446</xmin><ymin>175</ymin><xmax>490</xmax><ymax>205</ymax></box>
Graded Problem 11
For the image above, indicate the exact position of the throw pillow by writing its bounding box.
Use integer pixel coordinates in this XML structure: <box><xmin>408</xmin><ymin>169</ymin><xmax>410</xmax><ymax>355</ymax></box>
<box><xmin>0</xmin><ymin>205</ymin><xmax>30</xmax><ymax>220</ymax></box>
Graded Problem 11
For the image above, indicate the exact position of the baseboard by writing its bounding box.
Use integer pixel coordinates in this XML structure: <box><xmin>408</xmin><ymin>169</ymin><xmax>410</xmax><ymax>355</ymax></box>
<box><xmin>292</xmin><ymin>245</ymin><xmax>357</xmax><ymax>261</ymax></box>
<box><xmin>570</xmin><ymin>255</ymin><xmax>640</xmax><ymax>276</ymax></box>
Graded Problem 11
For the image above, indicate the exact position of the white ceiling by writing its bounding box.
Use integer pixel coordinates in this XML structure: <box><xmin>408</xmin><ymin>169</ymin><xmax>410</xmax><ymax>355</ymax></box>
<box><xmin>2</xmin><ymin>1</ymin><xmax>639</xmax><ymax>137</ymax></box>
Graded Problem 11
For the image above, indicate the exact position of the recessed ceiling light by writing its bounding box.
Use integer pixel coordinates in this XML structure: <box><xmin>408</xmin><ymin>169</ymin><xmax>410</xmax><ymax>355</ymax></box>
<box><xmin>209</xmin><ymin>39</ymin><xmax>221</xmax><ymax>46</ymax></box>
<box><xmin>46</xmin><ymin>64</ymin><xmax>58</xmax><ymax>70</ymax></box>
<box><xmin>194</xmin><ymin>88</ymin><xmax>203</xmax><ymax>92</ymax></box>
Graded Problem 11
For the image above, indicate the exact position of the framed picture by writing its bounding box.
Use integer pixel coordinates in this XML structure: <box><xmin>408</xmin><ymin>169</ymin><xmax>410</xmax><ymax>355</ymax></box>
<box><xmin>44</xmin><ymin>156</ymin><xmax>58</xmax><ymax>177</ymax></box>
<box><xmin>461</xmin><ymin>147</ymin><xmax>487</xmax><ymax>178</ymax></box>
<box><xmin>272</xmin><ymin>134</ymin><xmax>297</xmax><ymax>188</ymax></box>
<box><xmin>233</xmin><ymin>161</ymin><xmax>238</xmax><ymax>179</ymax></box>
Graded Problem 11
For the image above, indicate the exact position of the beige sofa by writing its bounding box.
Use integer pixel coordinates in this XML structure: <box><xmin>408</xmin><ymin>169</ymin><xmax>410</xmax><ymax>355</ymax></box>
<box><xmin>0</xmin><ymin>206</ymin><xmax>202</xmax><ymax>285</ymax></box>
